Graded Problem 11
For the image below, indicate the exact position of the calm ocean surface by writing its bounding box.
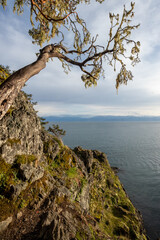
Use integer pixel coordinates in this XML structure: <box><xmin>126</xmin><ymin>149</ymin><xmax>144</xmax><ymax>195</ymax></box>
<box><xmin>50</xmin><ymin>121</ymin><xmax>160</xmax><ymax>240</ymax></box>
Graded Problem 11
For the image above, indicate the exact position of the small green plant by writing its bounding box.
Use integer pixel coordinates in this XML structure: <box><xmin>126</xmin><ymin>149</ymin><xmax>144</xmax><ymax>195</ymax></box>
<box><xmin>47</xmin><ymin>161</ymin><xmax>60</xmax><ymax>174</ymax></box>
<box><xmin>81</xmin><ymin>178</ymin><xmax>87</xmax><ymax>189</ymax></box>
<box><xmin>48</xmin><ymin>124</ymin><xmax>66</xmax><ymax>138</ymax></box>
<box><xmin>66</xmin><ymin>167</ymin><xmax>78</xmax><ymax>178</ymax></box>
<box><xmin>51</xmin><ymin>161</ymin><xmax>59</xmax><ymax>169</ymax></box>
<box><xmin>18</xmin><ymin>199</ymin><xmax>27</xmax><ymax>209</ymax></box>
<box><xmin>75</xmin><ymin>231</ymin><xmax>87</xmax><ymax>240</ymax></box>
<box><xmin>39</xmin><ymin>117</ymin><xmax>49</xmax><ymax>126</ymax></box>
<box><xmin>0</xmin><ymin>194</ymin><xmax>4</xmax><ymax>200</ymax></box>
<box><xmin>0</xmin><ymin>173</ymin><xmax>8</xmax><ymax>189</ymax></box>
<box><xmin>12</xmin><ymin>169</ymin><xmax>19</xmax><ymax>183</ymax></box>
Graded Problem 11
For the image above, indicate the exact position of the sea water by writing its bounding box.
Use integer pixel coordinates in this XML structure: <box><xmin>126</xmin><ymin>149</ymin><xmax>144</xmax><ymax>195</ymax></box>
<box><xmin>49</xmin><ymin>121</ymin><xmax>160</xmax><ymax>239</ymax></box>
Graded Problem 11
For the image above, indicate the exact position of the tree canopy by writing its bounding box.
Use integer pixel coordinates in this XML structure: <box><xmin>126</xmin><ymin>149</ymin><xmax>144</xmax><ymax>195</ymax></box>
<box><xmin>0</xmin><ymin>0</ymin><xmax>140</xmax><ymax>120</ymax></box>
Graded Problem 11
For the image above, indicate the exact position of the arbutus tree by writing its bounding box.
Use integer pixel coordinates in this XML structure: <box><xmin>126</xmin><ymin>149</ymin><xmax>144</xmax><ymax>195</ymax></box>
<box><xmin>0</xmin><ymin>0</ymin><xmax>140</xmax><ymax>120</ymax></box>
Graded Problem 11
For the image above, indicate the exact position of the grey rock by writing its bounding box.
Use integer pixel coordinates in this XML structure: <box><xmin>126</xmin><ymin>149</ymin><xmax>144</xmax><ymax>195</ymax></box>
<box><xmin>74</xmin><ymin>146</ymin><xmax>94</xmax><ymax>173</ymax></box>
<box><xmin>19</xmin><ymin>164</ymin><xmax>44</xmax><ymax>182</ymax></box>
<box><xmin>16</xmin><ymin>212</ymin><xmax>23</xmax><ymax>219</ymax></box>
<box><xmin>0</xmin><ymin>92</ymin><xmax>44</xmax><ymax>164</ymax></box>
<box><xmin>30</xmin><ymin>166</ymin><xmax>44</xmax><ymax>183</ymax></box>
<box><xmin>19</xmin><ymin>164</ymin><xmax>35</xmax><ymax>181</ymax></box>
<box><xmin>0</xmin><ymin>217</ymin><xmax>12</xmax><ymax>233</ymax></box>
<box><xmin>11</xmin><ymin>182</ymin><xmax>28</xmax><ymax>198</ymax></box>
<box><xmin>79</xmin><ymin>183</ymin><xmax>89</xmax><ymax>211</ymax></box>
<box><xmin>92</xmin><ymin>150</ymin><xmax>108</xmax><ymax>164</ymax></box>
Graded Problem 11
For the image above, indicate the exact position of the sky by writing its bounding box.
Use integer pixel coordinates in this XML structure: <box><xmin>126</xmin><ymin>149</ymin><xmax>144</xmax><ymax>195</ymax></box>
<box><xmin>0</xmin><ymin>0</ymin><xmax>160</xmax><ymax>117</ymax></box>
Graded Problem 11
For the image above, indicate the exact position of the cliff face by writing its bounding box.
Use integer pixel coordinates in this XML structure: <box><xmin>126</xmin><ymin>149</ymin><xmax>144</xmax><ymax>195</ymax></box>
<box><xmin>0</xmin><ymin>91</ymin><xmax>43</xmax><ymax>164</ymax></box>
<box><xmin>0</xmin><ymin>85</ymin><xmax>147</xmax><ymax>238</ymax></box>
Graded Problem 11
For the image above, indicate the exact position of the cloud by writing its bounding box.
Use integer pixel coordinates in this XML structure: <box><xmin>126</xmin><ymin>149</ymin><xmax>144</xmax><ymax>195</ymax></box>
<box><xmin>1</xmin><ymin>0</ymin><xmax>160</xmax><ymax>116</ymax></box>
<box><xmin>35</xmin><ymin>100</ymin><xmax>160</xmax><ymax>117</ymax></box>
<box><xmin>0</xmin><ymin>12</ymin><xmax>38</xmax><ymax>70</ymax></box>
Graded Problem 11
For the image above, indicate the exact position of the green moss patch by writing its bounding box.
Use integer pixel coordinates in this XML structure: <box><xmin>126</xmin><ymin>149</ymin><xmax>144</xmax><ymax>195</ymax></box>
<box><xmin>66</xmin><ymin>167</ymin><xmax>78</xmax><ymax>178</ymax></box>
<box><xmin>6</xmin><ymin>138</ymin><xmax>21</xmax><ymax>146</ymax></box>
<box><xmin>15</xmin><ymin>154</ymin><xmax>37</xmax><ymax>165</ymax></box>
<box><xmin>52</xmin><ymin>148</ymin><xmax>77</xmax><ymax>170</ymax></box>
<box><xmin>0</xmin><ymin>156</ymin><xmax>19</xmax><ymax>197</ymax></box>
<box><xmin>0</xmin><ymin>156</ymin><xmax>11</xmax><ymax>173</ymax></box>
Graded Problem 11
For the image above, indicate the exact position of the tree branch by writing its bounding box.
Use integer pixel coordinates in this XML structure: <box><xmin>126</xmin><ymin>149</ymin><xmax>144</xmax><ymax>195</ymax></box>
<box><xmin>30</xmin><ymin>0</ymin><xmax>76</xmax><ymax>22</ymax></box>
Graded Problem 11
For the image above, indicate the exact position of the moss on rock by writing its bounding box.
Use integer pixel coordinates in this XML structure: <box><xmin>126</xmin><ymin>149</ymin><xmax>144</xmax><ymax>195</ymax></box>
<box><xmin>15</xmin><ymin>154</ymin><xmax>37</xmax><ymax>165</ymax></box>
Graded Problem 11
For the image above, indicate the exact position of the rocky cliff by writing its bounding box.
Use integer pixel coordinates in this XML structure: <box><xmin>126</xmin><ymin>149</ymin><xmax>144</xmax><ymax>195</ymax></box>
<box><xmin>0</xmin><ymin>69</ymin><xmax>147</xmax><ymax>240</ymax></box>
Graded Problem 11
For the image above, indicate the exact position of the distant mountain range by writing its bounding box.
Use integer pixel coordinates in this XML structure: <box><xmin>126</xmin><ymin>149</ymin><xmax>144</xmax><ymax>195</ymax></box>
<box><xmin>44</xmin><ymin>115</ymin><xmax>160</xmax><ymax>122</ymax></box>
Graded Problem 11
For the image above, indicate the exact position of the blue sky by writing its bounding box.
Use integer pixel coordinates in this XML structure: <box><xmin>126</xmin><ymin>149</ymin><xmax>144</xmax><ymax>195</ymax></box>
<box><xmin>0</xmin><ymin>0</ymin><xmax>160</xmax><ymax>117</ymax></box>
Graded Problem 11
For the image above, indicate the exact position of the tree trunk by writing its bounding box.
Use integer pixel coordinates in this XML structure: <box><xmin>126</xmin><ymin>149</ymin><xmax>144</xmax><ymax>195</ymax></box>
<box><xmin>0</xmin><ymin>45</ymin><xmax>58</xmax><ymax>120</ymax></box>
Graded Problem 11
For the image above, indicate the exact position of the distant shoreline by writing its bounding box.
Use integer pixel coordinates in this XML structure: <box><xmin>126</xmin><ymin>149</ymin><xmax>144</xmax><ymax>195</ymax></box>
<box><xmin>44</xmin><ymin>115</ymin><xmax>160</xmax><ymax>122</ymax></box>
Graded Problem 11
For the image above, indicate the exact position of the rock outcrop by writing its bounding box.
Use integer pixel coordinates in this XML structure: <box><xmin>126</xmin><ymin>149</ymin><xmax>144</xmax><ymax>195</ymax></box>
<box><xmin>0</xmin><ymin>68</ymin><xmax>148</xmax><ymax>240</ymax></box>
<box><xmin>0</xmin><ymin>91</ymin><xmax>43</xmax><ymax>164</ymax></box>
